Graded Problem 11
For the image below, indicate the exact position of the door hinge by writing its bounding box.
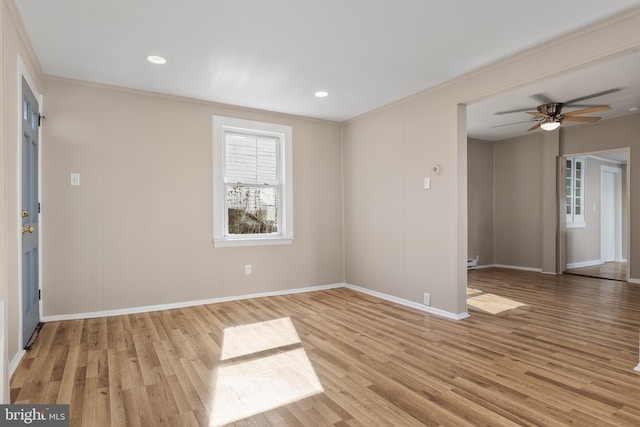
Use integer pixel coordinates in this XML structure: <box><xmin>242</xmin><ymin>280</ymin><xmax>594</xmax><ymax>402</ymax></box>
<box><xmin>38</xmin><ymin>202</ymin><xmax>41</xmax><ymax>213</ymax></box>
<box><xmin>39</xmin><ymin>289</ymin><xmax>41</xmax><ymax>300</ymax></box>
<box><xmin>38</xmin><ymin>114</ymin><xmax>45</xmax><ymax>127</ymax></box>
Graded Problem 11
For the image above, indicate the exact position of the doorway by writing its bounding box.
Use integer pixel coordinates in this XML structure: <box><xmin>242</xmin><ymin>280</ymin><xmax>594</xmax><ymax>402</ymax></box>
<box><xmin>564</xmin><ymin>150</ymin><xmax>628</xmax><ymax>281</ymax></box>
<box><xmin>601</xmin><ymin>166</ymin><xmax>622</xmax><ymax>262</ymax></box>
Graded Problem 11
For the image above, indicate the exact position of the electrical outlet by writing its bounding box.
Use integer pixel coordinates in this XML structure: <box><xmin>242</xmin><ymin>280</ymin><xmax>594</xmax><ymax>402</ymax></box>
<box><xmin>244</xmin><ymin>264</ymin><xmax>252</xmax><ymax>275</ymax></box>
<box><xmin>423</xmin><ymin>293</ymin><xmax>430</xmax><ymax>306</ymax></box>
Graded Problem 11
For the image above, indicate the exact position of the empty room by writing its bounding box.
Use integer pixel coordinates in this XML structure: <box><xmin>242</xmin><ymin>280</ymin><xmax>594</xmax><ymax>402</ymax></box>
<box><xmin>2</xmin><ymin>1</ymin><xmax>640</xmax><ymax>426</ymax></box>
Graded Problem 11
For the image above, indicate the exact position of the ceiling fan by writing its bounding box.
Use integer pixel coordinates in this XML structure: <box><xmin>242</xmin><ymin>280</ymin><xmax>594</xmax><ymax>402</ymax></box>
<box><xmin>494</xmin><ymin>89</ymin><xmax>620</xmax><ymax>131</ymax></box>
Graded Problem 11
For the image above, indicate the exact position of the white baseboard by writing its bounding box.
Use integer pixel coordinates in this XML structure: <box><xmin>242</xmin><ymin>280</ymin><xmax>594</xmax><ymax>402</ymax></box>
<box><xmin>42</xmin><ymin>282</ymin><xmax>471</xmax><ymax>323</ymax></box>
<box><xmin>41</xmin><ymin>283</ymin><xmax>344</xmax><ymax>322</ymax></box>
<box><xmin>635</xmin><ymin>363</ymin><xmax>640</xmax><ymax>372</ymax></box>
<box><xmin>344</xmin><ymin>283</ymin><xmax>469</xmax><ymax>320</ymax></box>
<box><xmin>9</xmin><ymin>349</ymin><xmax>26</xmax><ymax>380</ymax></box>
<box><xmin>470</xmin><ymin>264</ymin><xmax>554</xmax><ymax>274</ymax></box>
<box><xmin>491</xmin><ymin>264</ymin><xmax>543</xmax><ymax>273</ymax></box>
<box><xmin>566</xmin><ymin>260</ymin><xmax>602</xmax><ymax>269</ymax></box>
<box><xmin>627</xmin><ymin>278</ymin><xmax>640</xmax><ymax>285</ymax></box>
<box><xmin>467</xmin><ymin>264</ymin><xmax>494</xmax><ymax>270</ymax></box>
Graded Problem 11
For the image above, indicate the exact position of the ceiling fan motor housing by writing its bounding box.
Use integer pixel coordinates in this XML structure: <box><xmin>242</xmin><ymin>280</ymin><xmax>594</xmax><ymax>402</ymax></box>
<box><xmin>537</xmin><ymin>102</ymin><xmax>564</xmax><ymax>117</ymax></box>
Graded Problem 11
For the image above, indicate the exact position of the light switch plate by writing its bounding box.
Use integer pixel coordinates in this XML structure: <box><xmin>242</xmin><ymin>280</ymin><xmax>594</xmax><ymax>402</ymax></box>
<box><xmin>70</xmin><ymin>173</ymin><xmax>80</xmax><ymax>186</ymax></box>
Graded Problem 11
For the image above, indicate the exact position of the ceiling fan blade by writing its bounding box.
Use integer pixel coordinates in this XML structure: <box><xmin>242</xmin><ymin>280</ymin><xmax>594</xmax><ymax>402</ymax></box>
<box><xmin>527</xmin><ymin>122</ymin><xmax>542</xmax><ymax>131</ymax></box>
<box><xmin>563</xmin><ymin>105</ymin><xmax>610</xmax><ymax>116</ymax></box>
<box><xmin>495</xmin><ymin>88</ymin><xmax>620</xmax><ymax>116</ymax></box>
<box><xmin>562</xmin><ymin>116</ymin><xmax>601</xmax><ymax>123</ymax></box>
<box><xmin>562</xmin><ymin>104</ymin><xmax>602</xmax><ymax>108</ymax></box>
<box><xmin>495</xmin><ymin>107</ymin><xmax>536</xmax><ymax>115</ymax></box>
<box><xmin>492</xmin><ymin>120</ymin><xmax>539</xmax><ymax>128</ymax></box>
<box><xmin>565</xmin><ymin>88</ymin><xmax>621</xmax><ymax>105</ymax></box>
<box><xmin>527</xmin><ymin>111</ymin><xmax>547</xmax><ymax>118</ymax></box>
<box><xmin>531</xmin><ymin>93</ymin><xmax>554</xmax><ymax>104</ymax></box>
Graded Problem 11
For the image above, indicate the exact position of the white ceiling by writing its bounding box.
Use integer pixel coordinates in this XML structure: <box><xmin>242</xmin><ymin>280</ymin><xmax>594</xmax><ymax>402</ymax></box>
<box><xmin>15</xmin><ymin>1</ymin><xmax>640</xmax><ymax>132</ymax></box>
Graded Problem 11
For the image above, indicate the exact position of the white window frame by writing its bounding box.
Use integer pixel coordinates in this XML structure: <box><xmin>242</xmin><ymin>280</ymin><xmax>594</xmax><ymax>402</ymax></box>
<box><xmin>565</xmin><ymin>156</ymin><xmax>586</xmax><ymax>228</ymax></box>
<box><xmin>213</xmin><ymin>115</ymin><xmax>294</xmax><ymax>247</ymax></box>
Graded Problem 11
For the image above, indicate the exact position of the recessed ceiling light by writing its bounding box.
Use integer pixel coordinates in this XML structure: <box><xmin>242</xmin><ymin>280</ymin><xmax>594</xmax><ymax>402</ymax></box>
<box><xmin>314</xmin><ymin>91</ymin><xmax>329</xmax><ymax>98</ymax></box>
<box><xmin>630</xmin><ymin>106</ymin><xmax>639</xmax><ymax>112</ymax></box>
<box><xmin>147</xmin><ymin>55</ymin><xmax>167</xmax><ymax>65</ymax></box>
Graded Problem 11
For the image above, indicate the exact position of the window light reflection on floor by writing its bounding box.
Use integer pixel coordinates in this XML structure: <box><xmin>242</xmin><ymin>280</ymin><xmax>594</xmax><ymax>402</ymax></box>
<box><xmin>220</xmin><ymin>316</ymin><xmax>302</xmax><ymax>361</ymax></box>
<box><xmin>210</xmin><ymin>317</ymin><xmax>324</xmax><ymax>426</ymax></box>
<box><xmin>467</xmin><ymin>292</ymin><xmax>526</xmax><ymax>314</ymax></box>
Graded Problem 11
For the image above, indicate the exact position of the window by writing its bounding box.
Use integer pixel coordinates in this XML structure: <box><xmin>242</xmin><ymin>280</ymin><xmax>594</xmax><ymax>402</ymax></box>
<box><xmin>565</xmin><ymin>156</ymin><xmax>585</xmax><ymax>228</ymax></box>
<box><xmin>213</xmin><ymin>116</ymin><xmax>293</xmax><ymax>247</ymax></box>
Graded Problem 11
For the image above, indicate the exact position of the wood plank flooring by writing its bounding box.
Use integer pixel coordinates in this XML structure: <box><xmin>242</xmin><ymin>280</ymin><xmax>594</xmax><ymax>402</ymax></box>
<box><xmin>11</xmin><ymin>268</ymin><xmax>640</xmax><ymax>426</ymax></box>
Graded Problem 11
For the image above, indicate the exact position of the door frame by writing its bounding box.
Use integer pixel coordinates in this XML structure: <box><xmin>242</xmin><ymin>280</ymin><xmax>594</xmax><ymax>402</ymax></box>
<box><xmin>559</xmin><ymin>149</ymin><xmax>630</xmax><ymax>281</ymax></box>
<box><xmin>16</xmin><ymin>56</ymin><xmax>43</xmax><ymax>351</ymax></box>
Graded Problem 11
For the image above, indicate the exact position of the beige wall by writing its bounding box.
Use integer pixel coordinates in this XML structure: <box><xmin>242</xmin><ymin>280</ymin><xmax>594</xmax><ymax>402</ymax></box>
<box><xmin>343</xmin><ymin>108</ymin><xmax>406</xmax><ymax>299</ymax></box>
<box><xmin>2</xmin><ymin>0</ymin><xmax>42</xmax><ymax>394</ymax></box>
<box><xmin>343</xmin><ymin>9</ymin><xmax>640</xmax><ymax>315</ymax></box>
<box><xmin>484</xmin><ymin>116</ymin><xmax>636</xmax><ymax>275</ymax></box>
<box><xmin>562</xmin><ymin>116</ymin><xmax>640</xmax><ymax>276</ymax></box>
<box><xmin>40</xmin><ymin>78</ymin><xmax>344</xmax><ymax>316</ymax></box>
<box><xmin>493</xmin><ymin>133</ymin><xmax>543</xmax><ymax>269</ymax></box>
<box><xmin>467</xmin><ymin>138</ymin><xmax>494</xmax><ymax>266</ymax></box>
<box><xmin>344</xmin><ymin>96</ymin><xmax>467</xmax><ymax>315</ymax></box>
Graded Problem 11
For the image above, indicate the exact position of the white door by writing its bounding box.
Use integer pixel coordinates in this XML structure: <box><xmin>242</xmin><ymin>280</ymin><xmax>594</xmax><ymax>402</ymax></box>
<box><xmin>600</xmin><ymin>170</ymin><xmax>617</xmax><ymax>262</ymax></box>
<box><xmin>21</xmin><ymin>77</ymin><xmax>41</xmax><ymax>349</ymax></box>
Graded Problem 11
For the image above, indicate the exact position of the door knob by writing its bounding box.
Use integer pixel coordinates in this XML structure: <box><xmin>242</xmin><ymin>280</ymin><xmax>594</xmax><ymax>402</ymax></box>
<box><xmin>22</xmin><ymin>210</ymin><xmax>29</xmax><ymax>218</ymax></box>
<box><xmin>22</xmin><ymin>225</ymin><xmax>35</xmax><ymax>234</ymax></box>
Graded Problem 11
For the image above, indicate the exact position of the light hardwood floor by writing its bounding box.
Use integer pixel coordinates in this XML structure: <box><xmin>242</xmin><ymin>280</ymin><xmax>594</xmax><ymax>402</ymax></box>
<box><xmin>11</xmin><ymin>268</ymin><xmax>640</xmax><ymax>426</ymax></box>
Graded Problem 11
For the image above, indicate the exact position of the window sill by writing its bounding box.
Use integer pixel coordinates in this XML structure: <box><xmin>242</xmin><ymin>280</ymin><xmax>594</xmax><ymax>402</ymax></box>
<box><xmin>566</xmin><ymin>222</ymin><xmax>586</xmax><ymax>229</ymax></box>
<box><xmin>213</xmin><ymin>236</ymin><xmax>294</xmax><ymax>248</ymax></box>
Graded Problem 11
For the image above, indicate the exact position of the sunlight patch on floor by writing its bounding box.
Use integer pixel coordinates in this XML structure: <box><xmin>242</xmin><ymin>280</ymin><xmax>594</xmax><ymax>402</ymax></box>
<box><xmin>467</xmin><ymin>293</ymin><xmax>526</xmax><ymax>314</ymax></box>
<box><xmin>210</xmin><ymin>317</ymin><xmax>323</xmax><ymax>426</ymax></box>
<box><xmin>467</xmin><ymin>287</ymin><xmax>483</xmax><ymax>296</ymax></box>
<box><xmin>221</xmin><ymin>317</ymin><xmax>302</xmax><ymax>360</ymax></box>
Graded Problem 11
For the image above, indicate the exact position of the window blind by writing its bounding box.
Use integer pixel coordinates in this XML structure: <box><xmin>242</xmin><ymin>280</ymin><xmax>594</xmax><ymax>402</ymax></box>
<box><xmin>224</xmin><ymin>133</ymin><xmax>279</xmax><ymax>185</ymax></box>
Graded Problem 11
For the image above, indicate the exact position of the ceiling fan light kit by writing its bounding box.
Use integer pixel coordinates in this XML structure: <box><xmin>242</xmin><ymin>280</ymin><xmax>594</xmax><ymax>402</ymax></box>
<box><xmin>540</xmin><ymin>119</ymin><xmax>561</xmax><ymax>131</ymax></box>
